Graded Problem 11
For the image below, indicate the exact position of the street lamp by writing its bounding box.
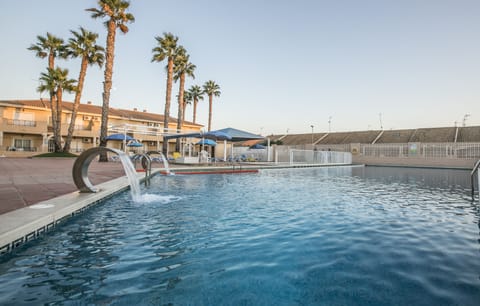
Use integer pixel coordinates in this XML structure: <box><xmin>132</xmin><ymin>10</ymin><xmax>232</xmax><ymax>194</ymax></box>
<box><xmin>463</xmin><ymin>114</ymin><xmax>470</xmax><ymax>127</ymax></box>
<box><xmin>310</xmin><ymin>125</ymin><xmax>314</xmax><ymax>145</ymax></box>
<box><xmin>328</xmin><ymin>116</ymin><xmax>332</xmax><ymax>132</ymax></box>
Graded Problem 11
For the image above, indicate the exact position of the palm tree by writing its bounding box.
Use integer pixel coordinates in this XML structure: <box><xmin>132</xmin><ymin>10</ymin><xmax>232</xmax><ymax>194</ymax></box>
<box><xmin>151</xmin><ymin>32</ymin><xmax>179</xmax><ymax>154</ymax></box>
<box><xmin>187</xmin><ymin>85</ymin><xmax>204</xmax><ymax>124</ymax></box>
<box><xmin>28</xmin><ymin>32</ymin><xmax>66</xmax><ymax>69</ymax></box>
<box><xmin>203</xmin><ymin>80</ymin><xmax>221</xmax><ymax>131</ymax></box>
<box><xmin>28</xmin><ymin>33</ymin><xmax>67</xmax><ymax>145</ymax></box>
<box><xmin>63</xmin><ymin>28</ymin><xmax>105</xmax><ymax>153</ymax></box>
<box><xmin>87</xmin><ymin>0</ymin><xmax>134</xmax><ymax>160</ymax></box>
<box><xmin>38</xmin><ymin>68</ymin><xmax>77</xmax><ymax>152</ymax></box>
<box><xmin>173</xmin><ymin>48</ymin><xmax>196</xmax><ymax>151</ymax></box>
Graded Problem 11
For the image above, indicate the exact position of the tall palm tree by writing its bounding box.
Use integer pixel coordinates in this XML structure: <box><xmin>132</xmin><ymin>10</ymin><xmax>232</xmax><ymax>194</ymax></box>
<box><xmin>28</xmin><ymin>32</ymin><xmax>66</xmax><ymax>69</ymax></box>
<box><xmin>28</xmin><ymin>33</ymin><xmax>67</xmax><ymax>142</ymax></box>
<box><xmin>38</xmin><ymin>68</ymin><xmax>77</xmax><ymax>152</ymax></box>
<box><xmin>63</xmin><ymin>28</ymin><xmax>105</xmax><ymax>153</ymax></box>
<box><xmin>173</xmin><ymin>48</ymin><xmax>196</xmax><ymax>151</ymax></box>
<box><xmin>87</xmin><ymin>0</ymin><xmax>134</xmax><ymax>160</ymax></box>
<box><xmin>203</xmin><ymin>80</ymin><xmax>221</xmax><ymax>131</ymax></box>
<box><xmin>151</xmin><ymin>32</ymin><xmax>179</xmax><ymax>154</ymax></box>
<box><xmin>187</xmin><ymin>85</ymin><xmax>204</xmax><ymax>124</ymax></box>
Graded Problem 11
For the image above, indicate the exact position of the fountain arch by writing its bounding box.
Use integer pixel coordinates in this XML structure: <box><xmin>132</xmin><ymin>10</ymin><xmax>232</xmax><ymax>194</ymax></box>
<box><xmin>72</xmin><ymin>147</ymin><xmax>125</xmax><ymax>193</ymax></box>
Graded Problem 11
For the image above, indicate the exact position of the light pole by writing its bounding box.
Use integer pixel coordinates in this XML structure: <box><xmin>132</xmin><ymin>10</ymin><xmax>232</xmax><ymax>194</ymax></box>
<box><xmin>328</xmin><ymin>116</ymin><xmax>332</xmax><ymax>132</ymax></box>
<box><xmin>310</xmin><ymin>125</ymin><xmax>314</xmax><ymax>145</ymax></box>
<box><xmin>463</xmin><ymin>114</ymin><xmax>470</xmax><ymax>127</ymax></box>
<box><xmin>379</xmin><ymin>113</ymin><xmax>383</xmax><ymax>130</ymax></box>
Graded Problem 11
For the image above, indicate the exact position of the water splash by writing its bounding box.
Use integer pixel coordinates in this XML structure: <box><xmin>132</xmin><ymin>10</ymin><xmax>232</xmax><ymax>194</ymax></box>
<box><xmin>158</xmin><ymin>152</ymin><xmax>173</xmax><ymax>175</ymax></box>
<box><xmin>136</xmin><ymin>194</ymin><xmax>181</xmax><ymax>204</ymax></box>
<box><xmin>118</xmin><ymin>153</ymin><xmax>141</xmax><ymax>202</ymax></box>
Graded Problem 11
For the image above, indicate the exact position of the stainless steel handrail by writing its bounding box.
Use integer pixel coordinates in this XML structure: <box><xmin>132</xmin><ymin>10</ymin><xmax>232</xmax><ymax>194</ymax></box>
<box><xmin>471</xmin><ymin>159</ymin><xmax>480</xmax><ymax>199</ymax></box>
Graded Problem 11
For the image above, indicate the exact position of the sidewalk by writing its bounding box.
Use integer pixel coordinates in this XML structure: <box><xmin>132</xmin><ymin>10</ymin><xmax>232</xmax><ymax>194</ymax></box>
<box><xmin>0</xmin><ymin>158</ymin><xmax>126</xmax><ymax>215</ymax></box>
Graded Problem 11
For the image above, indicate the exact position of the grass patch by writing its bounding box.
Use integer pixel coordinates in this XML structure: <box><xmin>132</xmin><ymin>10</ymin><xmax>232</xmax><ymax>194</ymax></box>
<box><xmin>33</xmin><ymin>152</ymin><xmax>79</xmax><ymax>158</ymax></box>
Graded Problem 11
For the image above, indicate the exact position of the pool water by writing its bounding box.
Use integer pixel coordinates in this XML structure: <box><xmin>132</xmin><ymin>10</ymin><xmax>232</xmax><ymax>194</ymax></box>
<box><xmin>0</xmin><ymin>166</ymin><xmax>479</xmax><ymax>305</ymax></box>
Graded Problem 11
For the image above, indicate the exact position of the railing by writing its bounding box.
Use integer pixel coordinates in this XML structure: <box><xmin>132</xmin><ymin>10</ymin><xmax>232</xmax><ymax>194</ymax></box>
<box><xmin>4</xmin><ymin>146</ymin><xmax>37</xmax><ymax>152</ymax></box>
<box><xmin>360</xmin><ymin>143</ymin><xmax>480</xmax><ymax>159</ymax></box>
<box><xmin>6</xmin><ymin>119</ymin><xmax>36</xmax><ymax>127</ymax></box>
<box><xmin>289</xmin><ymin>149</ymin><xmax>352</xmax><ymax>165</ymax></box>
<box><xmin>471</xmin><ymin>160</ymin><xmax>480</xmax><ymax>199</ymax></box>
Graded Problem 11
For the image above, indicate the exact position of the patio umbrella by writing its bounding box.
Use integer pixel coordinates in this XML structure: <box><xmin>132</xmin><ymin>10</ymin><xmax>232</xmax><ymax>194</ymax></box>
<box><xmin>249</xmin><ymin>144</ymin><xmax>266</xmax><ymax>149</ymax></box>
<box><xmin>106</xmin><ymin>133</ymin><xmax>134</xmax><ymax>141</ymax></box>
<box><xmin>127</xmin><ymin>141</ymin><xmax>143</xmax><ymax>147</ymax></box>
<box><xmin>196</xmin><ymin>139</ymin><xmax>217</xmax><ymax>146</ymax></box>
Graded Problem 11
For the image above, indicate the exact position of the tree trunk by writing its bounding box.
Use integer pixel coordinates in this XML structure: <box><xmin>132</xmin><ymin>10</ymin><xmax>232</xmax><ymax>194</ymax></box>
<box><xmin>175</xmin><ymin>72</ymin><xmax>186</xmax><ymax>152</ymax></box>
<box><xmin>99</xmin><ymin>19</ymin><xmax>117</xmax><ymax>162</ymax></box>
<box><xmin>48</xmin><ymin>52</ymin><xmax>54</xmax><ymax>70</ymax></box>
<box><xmin>193</xmin><ymin>98</ymin><xmax>198</xmax><ymax>124</ymax></box>
<box><xmin>49</xmin><ymin>92</ymin><xmax>58</xmax><ymax>152</ymax></box>
<box><xmin>55</xmin><ymin>88</ymin><xmax>63</xmax><ymax>152</ymax></box>
<box><xmin>208</xmin><ymin>94</ymin><xmax>213</xmax><ymax>131</ymax></box>
<box><xmin>64</xmin><ymin>57</ymin><xmax>88</xmax><ymax>153</ymax></box>
<box><xmin>162</xmin><ymin>57</ymin><xmax>174</xmax><ymax>155</ymax></box>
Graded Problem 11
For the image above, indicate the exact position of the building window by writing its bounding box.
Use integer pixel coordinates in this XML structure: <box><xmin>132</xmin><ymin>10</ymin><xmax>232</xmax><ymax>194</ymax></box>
<box><xmin>13</xmin><ymin>139</ymin><xmax>32</xmax><ymax>151</ymax></box>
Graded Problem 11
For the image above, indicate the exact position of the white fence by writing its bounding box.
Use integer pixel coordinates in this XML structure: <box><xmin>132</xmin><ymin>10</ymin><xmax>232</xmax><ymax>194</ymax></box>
<box><xmin>230</xmin><ymin>142</ymin><xmax>480</xmax><ymax>163</ymax></box>
<box><xmin>361</xmin><ymin>143</ymin><xmax>480</xmax><ymax>159</ymax></box>
<box><xmin>289</xmin><ymin>149</ymin><xmax>352</xmax><ymax>165</ymax></box>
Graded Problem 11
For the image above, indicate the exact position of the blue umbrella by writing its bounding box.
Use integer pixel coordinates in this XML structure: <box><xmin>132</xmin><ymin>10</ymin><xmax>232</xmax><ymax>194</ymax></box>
<box><xmin>127</xmin><ymin>141</ymin><xmax>143</xmax><ymax>147</ymax></box>
<box><xmin>196</xmin><ymin>139</ymin><xmax>217</xmax><ymax>146</ymax></box>
<box><xmin>249</xmin><ymin>144</ymin><xmax>266</xmax><ymax>149</ymax></box>
<box><xmin>106</xmin><ymin>133</ymin><xmax>134</xmax><ymax>141</ymax></box>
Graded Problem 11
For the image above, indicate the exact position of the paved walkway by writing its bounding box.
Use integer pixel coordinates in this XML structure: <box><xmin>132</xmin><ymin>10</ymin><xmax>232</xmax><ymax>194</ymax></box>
<box><xmin>0</xmin><ymin>158</ymin><xmax>126</xmax><ymax>215</ymax></box>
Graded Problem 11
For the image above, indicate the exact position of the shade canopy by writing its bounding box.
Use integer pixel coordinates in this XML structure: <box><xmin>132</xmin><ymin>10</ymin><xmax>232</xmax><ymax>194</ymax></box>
<box><xmin>196</xmin><ymin>139</ymin><xmax>217</xmax><ymax>146</ymax></box>
<box><xmin>212</xmin><ymin>128</ymin><xmax>264</xmax><ymax>142</ymax></box>
<box><xmin>106</xmin><ymin>133</ymin><xmax>134</xmax><ymax>141</ymax></box>
<box><xmin>203</xmin><ymin>130</ymin><xmax>232</xmax><ymax>141</ymax></box>
<box><xmin>162</xmin><ymin>128</ymin><xmax>264</xmax><ymax>142</ymax></box>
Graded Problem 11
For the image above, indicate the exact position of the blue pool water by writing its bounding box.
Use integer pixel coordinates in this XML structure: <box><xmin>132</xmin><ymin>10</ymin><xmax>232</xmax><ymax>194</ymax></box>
<box><xmin>0</xmin><ymin>166</ymin><xmax>479</xmax><ymax>305</ymax></box>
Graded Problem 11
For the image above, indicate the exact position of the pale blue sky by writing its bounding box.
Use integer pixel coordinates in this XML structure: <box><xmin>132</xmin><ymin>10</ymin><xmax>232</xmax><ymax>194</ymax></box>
<box><xmin>1</xmin><ymin>0</ymin><xmax>479</xmax><ymax>135</ymax></box>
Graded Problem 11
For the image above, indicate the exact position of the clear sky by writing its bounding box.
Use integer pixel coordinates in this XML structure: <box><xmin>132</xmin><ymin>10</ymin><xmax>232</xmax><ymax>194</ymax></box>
<box><xmin>1</xmin><ymin>0</ymin><xmax>479</xmax><ymax>135</ymax></box>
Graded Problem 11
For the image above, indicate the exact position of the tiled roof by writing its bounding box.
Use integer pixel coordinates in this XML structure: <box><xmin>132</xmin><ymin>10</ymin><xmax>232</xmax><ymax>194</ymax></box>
<box><xmin>0</xmin><ymin>99</ymin><xmax>202</xmax><ymax>127</ymax></box>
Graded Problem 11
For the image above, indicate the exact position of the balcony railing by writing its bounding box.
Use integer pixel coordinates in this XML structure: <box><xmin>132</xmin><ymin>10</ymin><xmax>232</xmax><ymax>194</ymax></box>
<box><xmin>7</xmin><ymin>119</ymin><xmax>37</xmax><ymax>127</ymax></box>
<box><xmin>5</xmin><ymin>146</ymin><xmax>38</xmax><ymax>152</ymax></box>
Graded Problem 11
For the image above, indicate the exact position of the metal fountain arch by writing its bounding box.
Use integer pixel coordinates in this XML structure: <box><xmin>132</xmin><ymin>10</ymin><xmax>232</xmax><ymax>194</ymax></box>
<box><xmin>72</xmin><ymin>147</ymin><xmax>125</xmax><ymax>193</ymax></box>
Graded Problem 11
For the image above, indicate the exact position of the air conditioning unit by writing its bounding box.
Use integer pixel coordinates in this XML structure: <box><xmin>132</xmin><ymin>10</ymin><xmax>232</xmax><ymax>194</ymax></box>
<box><xmin>82</xmin><ymin>138</ymin><xmax>92</xmax><ymax>143</ymax></box>
<box><xmin>83</xmin><ymin>115</ymin><xmax>92</xmax><ymax>121</ymax></box>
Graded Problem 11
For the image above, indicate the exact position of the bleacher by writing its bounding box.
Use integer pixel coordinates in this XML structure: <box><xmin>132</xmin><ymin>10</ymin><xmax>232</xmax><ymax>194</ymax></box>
<box><xmin>375</xmin><ymin>129</ymin><xmax>415</xmax><ymax>144</ymax></box>
<box><xmin>341</xmin><ymin>130</ymin><xmax>382</xmax><ymax>144</ymax></box>
<box><xmin>266</xmin><ymin>125</ymin><xmax>480</xmax><ymax>146</ymax></box>
<box><xmin>317</xmin><ymin>132</ymin><xmax>351</xmax><ymax>144</ymax></box>
<box><xmin>408</xmin><ymin>127</ymin><xmax>456</xmax><ymax>143</ymax></box>
<box><xmin>279</xmin><ymin>133</ymin><xmax>327</xmax><ymax>145</ymax></box>
<box><xmin>456</xmin><ymin>126</ymin><xmax>480</xmax><ymax>142</ymax></box>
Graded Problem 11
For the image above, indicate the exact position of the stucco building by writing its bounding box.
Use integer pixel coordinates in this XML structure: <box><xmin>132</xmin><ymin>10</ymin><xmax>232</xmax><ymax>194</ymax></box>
<box><xmin>0</xmin><ymin>99</ymin><xmax>203</xmax><ymax>156</ymax></box>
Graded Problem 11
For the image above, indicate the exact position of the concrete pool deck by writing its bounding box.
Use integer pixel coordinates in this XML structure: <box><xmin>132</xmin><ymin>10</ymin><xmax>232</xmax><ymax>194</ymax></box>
<box><xmin>0</xmin><ymin>157</ymin><xmax>356</xmax><ymax>255</ymax></box>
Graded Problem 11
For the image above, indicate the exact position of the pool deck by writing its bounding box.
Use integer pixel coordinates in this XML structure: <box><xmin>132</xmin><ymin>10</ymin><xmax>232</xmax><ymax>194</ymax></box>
<box><xmin>0</xmin><ymin>157</ymin><xmax>357</xmax><ymax>255</ymax></box>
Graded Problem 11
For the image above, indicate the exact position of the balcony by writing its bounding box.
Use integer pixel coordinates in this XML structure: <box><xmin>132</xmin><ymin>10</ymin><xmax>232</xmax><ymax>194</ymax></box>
<box><xmin>1</xmin><ymin>118</ymin><xmax>47</xmax><ymax>134</ymax></box>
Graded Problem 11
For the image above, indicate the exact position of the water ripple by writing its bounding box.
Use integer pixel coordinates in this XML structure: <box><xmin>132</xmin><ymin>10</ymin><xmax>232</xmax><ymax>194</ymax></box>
<box><xmin>0</xmin><ymin>167</ymin><xmax>479</xmax><ymax>305</ymax></box>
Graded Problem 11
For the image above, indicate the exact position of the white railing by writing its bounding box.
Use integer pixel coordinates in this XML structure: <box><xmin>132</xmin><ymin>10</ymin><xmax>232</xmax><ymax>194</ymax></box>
<box><xmin>289</xmin><ymin>149</ymin><xmax>352</xmax><ymax>165</ymax></box>
<box><xmin>360</xmin><ymin>143</ymin><xmax>480</xmax><ymax>159</ymax></box>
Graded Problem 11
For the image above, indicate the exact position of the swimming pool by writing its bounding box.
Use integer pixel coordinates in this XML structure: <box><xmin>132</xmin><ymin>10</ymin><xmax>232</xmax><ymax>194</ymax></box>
<box><xmin>0</xmin><ymin>166</ymin><xmax>478</xmax><ymax>305</ymax></box>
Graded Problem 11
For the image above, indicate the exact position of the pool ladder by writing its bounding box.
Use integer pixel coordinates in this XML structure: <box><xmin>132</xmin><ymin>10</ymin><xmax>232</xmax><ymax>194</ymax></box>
<box><xmin>471</xmin><ymin>159</ymin><xmax>480</xmax><ymax>199</ymax></box>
